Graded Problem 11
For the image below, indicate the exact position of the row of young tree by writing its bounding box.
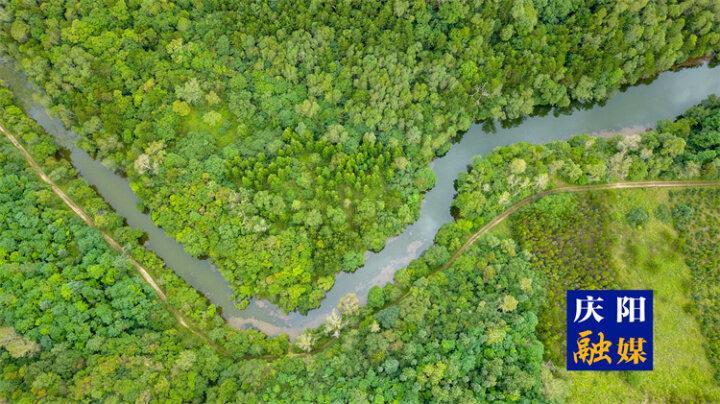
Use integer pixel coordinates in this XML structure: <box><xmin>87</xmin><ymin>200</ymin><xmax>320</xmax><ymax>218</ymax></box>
<box><xmin>670</xmin><ymin>189</ymin><xmax>720</xmax><ymax>382</ymax></box>
<box><xmin>668</xmin><ymin>99</ymin><xmax>720</xmax><ymax>373</ymax></box>
<box><xmin>2</xmin><ymin>0</ymin><xmax>720</xmax><ymax>310</ymax></box>
<box><xmin>507</xmin><ymin>187</ymin><xmax>720</xmax><ymax>401</ymax></box>
<box><xmin>510</xmin><ymin>192</ymin><xmax>615</xmax><ymax>364</ymax></box>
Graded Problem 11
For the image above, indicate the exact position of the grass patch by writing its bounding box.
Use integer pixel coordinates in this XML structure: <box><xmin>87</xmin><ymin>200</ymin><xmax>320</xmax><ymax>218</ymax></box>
<box><xmin>512</xmin><ymin>189</ymin><xmax>720</xmax><ymax>402</ymax></box>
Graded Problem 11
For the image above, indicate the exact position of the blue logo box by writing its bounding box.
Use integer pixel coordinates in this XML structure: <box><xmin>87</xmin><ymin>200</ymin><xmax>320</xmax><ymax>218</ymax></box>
<box><xmin>566</xmin><ymin>290</ymin><xmax>653</xmax><ymax>371</ymax></box>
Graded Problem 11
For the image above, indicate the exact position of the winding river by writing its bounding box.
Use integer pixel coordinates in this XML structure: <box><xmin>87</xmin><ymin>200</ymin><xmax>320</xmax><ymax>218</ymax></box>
<box><xmin>2</xmin><ymin>58</ymin><xmax>720</xmax><ymax>337</ymax></box>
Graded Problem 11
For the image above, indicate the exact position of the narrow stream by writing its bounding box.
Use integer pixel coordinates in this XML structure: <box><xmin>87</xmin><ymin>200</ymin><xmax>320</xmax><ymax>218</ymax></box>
<box><xmin>2</xmin><ymin>57</ymin><xmax>719</xmax><ymax>336</ymax></box>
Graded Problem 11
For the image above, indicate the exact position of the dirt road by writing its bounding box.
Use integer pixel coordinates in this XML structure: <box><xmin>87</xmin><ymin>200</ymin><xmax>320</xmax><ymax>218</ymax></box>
<box><xmin>441</xmin><ymin>180</ymin><xmax>720</xmax><ymax>271</ymax></box>
<box><xmin>6</xmin><ymin>119</ymin><xmax>720</xmax><ymax>354</ymax></box>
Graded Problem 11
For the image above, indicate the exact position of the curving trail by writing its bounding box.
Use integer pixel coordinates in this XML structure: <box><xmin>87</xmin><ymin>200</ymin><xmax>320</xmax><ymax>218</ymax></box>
<box><xmin>441</xmin><ymin>180</ymin><xmax>720</xmax><ymax>272</ymax></box>
<box><xmin>6</xmin><ymin>117</ymin><xmax>720</xmax><ymax>357</ymax></box>
<box><xmin>301</xmin><ymin>179</ymin><xmax>720</xmax><ymax>355</ymax></box>
<box><xmin>0</xmin><ymin>123</ymin><xmax>224</xmax><ymax>351</ymax></box>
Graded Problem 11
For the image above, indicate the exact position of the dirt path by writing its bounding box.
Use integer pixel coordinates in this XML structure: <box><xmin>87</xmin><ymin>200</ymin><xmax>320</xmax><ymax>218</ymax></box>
<box><xmin>440</xmin><ymin>180</ymin><xmax>720</xmax><ymax>272</ymax></box>
<box><xmin>2</xmin><ymin>126</ymin><xmax>169</xmax><ymax>298</ymax></box>
<box><xmin>0</xmin><ymin>123</ymin><xmax>219</xmax><ymax>343</ymax></box>
<box><xmin>303</xmin><ymin>179</ymin><xmax>720</xmax><ymax>355</ymax></box>
<box><xmin>6</xmin><ymin>118</ymin><xmax>720</xmax><ymax>357</ymax></box>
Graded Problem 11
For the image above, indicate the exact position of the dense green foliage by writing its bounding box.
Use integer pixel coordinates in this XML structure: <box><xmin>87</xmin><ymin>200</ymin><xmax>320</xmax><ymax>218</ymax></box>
<box><xmin>670</xmin><ymin>188</ymin><xmax>720</xmax><ymax>381</ymax></box>
<box><xmin>509</xmin><ymin>189</ymin><xmax>720</xmax><ymax>402</ymax></box>
<box><xmin>453</xmin><ymin>96</ymin><xmax>720</xmax><ymax>230</ymax></box>
<box><xmin>510</xmin><ymin>193</ymin><xmax>615</xmax><ymax>362</ymax></box>
<box><xmin>0</xmin><ymin>82</ymin><xmax>289</xmax><ymax>360</ymax></box>
<box><xmin>0</xmin><ymin>78</ymin><xmax>546</xmax><ymax>402</ymax></box>
<box><xmin>1</xmin><ymin>125</ymin><xmax>227</xmax><ymax>402</ymax></box>
<box><xmin>3</xmin><ymin>0</ymin><xmax>720</xmax><ymax>311</ymax></box>
<box><xmin>263</xmin><ymin>237</ymin><xmax>546</xmax><ymax>402</ymax></box>
<box><xmin>4</xmin><ymin>84</ymin><xmax>720</xmax><ymax>401</ymax></box>
<box><xmin>2</xmin><ymin>0</ymin><xmax>720</xmax><ymax>392</ymax></box>
<box><xmin>1</xmin><ymin>127</ymin><xmax>547</xmax><ymax>401</ymax></box>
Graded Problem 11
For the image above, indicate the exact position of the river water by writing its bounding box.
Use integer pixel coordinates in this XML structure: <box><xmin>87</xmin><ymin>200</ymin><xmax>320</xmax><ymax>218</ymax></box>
<box><xmin>2</xmin><ymin>58</ymin><xmax>719</xmax><ymax>336</ymax></box>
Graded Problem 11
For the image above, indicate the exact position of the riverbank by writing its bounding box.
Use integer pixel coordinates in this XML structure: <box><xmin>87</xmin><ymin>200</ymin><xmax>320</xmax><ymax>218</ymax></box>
<box><xmin>0</xmin><ymin>120</ymin><xmax>242</xmax><ymax>356</ymax></box>
<box><xmin>2</xmin><ymin>59</ymin><xmax>720</xmax><ymax>337</ymax></box>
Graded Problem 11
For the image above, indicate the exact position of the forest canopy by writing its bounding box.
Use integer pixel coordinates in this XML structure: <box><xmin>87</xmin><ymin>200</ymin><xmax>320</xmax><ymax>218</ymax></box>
<box><xmin>2</xmin><ymin>89</ymin><xmax>546</xmax><ymax>401</ymax></box>
<box><xmin>3</xmin><ymin>70</ymin><xmax>720</xmax><ymax>400</ymax></box>
<box><xmin>2</xmin><ymin>0</ymin><xmax>720</xmax><ymax>311</ymax></box>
